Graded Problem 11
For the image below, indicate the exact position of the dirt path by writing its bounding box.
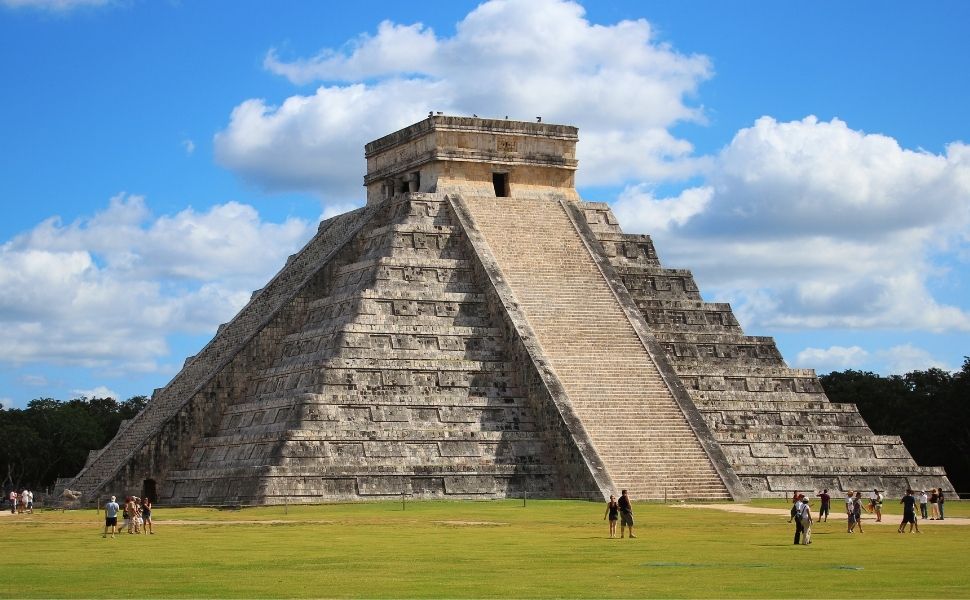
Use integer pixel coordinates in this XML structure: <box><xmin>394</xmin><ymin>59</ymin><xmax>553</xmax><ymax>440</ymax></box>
<box><xmin>676</xmin><ymin>503</ymin><xmax>969</xmax><ymax>525</ymax></box>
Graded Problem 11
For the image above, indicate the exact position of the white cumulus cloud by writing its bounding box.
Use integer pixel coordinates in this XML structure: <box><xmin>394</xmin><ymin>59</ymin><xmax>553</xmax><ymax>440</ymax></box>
<box><xmin>876</xmin><ymin>344</ymin><xmax>952</xmax><ymax>375</ymax></box>
<box><xmin>0</xmin><ymin>194</ymin><xmax>314</xmax><ymax>372</ymax></box>
<box><xmin>72</xmin><ymin>385</ymin><xmax>119</xmax><ymax>400</ymax></box>
<box><xmin>1</xmin><ymin>0</ymin><xmax>110</xmax><ymax>11</ymax></box>
<box><xmin>626</xmin><ymin>116</ymin><xmax>970</xmax><ymax>333</ymax></box>
<box><xmin>795</xmin><ymin>345</ymin><xmax>869</xmax><ymax>372</ymax></box>
<box><xmin>215</xmin><ymin>0</ymin><xmax>712</xmax><ymax>201</ymax></box>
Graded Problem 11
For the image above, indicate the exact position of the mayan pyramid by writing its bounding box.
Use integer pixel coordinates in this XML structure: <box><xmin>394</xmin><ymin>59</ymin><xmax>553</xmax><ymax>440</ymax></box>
<box><xmin>58</xmin><ymin>116</ymin><xmax>953</xmax><ymax>504</ymax></box>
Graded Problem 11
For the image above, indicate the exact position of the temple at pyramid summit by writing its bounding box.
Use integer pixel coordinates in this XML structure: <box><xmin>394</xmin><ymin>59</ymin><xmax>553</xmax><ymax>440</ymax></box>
<box><xmin>59</xmin><ymin>115</ymin><xmax>953</xmax><ymax>504</ymax></box>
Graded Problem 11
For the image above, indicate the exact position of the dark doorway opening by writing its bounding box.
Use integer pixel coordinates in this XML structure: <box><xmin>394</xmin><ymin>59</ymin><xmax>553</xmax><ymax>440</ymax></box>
<box><xmin>492</xmin><ymin>172</ymin><xmax>509</xmax><ymax>197</ymax></box>
<box><xmin>142</xmin><ymin>479</ymin><xmax>158</xmax><ymax>503</ymax></box>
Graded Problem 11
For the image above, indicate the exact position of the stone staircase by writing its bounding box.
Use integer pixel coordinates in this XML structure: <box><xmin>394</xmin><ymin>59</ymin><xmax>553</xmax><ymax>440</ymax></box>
<box><xmin>580</xmin><ymin>201</ymin><xmax>953</xmax><ymax>497</ymax></box>
<box><xmin>162</xmin><ymin>194</ymin><xmax>560</xmax><ymax>503</ymax></box>
<box><xmin>58</xmin><ymin>206</ymin><xmax>380</xmax><ymax>501</ymax></box>
<box><xmin>458</xmin><ymin>194</ymin><xmax>731</xmax><ymax>500</ymax></box>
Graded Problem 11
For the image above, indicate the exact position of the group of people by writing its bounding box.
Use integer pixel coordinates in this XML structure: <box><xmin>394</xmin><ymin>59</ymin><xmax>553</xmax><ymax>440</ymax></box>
<box><xmin>7</xmin><ymin>489</ymin><xmax>33</xmax><ymax>514</ymax></box>
<box><xmin>102</xmin><ymin>495</ymin><xmax>153</xmax><ymax>538</ymax></box>
<box><xmin>921</xmin><ymin>488</ymin><xmax>947</xmax><ymax>520</ymax></box>
<box><xmin>604</xmin><ymin>489</ymin><xmax>636</xmax><ymax>538</ymax></box>
<box><xmin>791</xmin><ymin>486</ymin><xmax>949</xmax><ymax>543</ymax></box>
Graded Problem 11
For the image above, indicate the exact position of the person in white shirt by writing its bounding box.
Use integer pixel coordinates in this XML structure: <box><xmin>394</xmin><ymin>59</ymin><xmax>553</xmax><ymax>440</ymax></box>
<box><xmin>845</xmin><ymin>491</ymin><xmax>855</xmax><ymax>533</ymax></box>
<box><xmin>870</xmin><ymin>489</ymin><xmax>883</xmax><ymax>522</ymax></box>
<box><xmin>918</xmin><ymin>490</ymin><xmax>929</xmax><ymax>520</ymax></box>
<box><xmin>799</xmin><ymin>498</ymin><xmax>814</xmax><ymax>544</ymax></box>
<box><xmin>103</xmin><ymin>496</ymin><xmax>120</xmax><ymax>539</ymax></box>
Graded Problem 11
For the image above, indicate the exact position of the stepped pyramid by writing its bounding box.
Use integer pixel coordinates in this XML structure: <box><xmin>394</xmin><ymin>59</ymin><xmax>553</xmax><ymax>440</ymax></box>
<box><xmin>59</xmin><ymin>116</ymin><xmax>952</xmax><ymax>504</ymax></box>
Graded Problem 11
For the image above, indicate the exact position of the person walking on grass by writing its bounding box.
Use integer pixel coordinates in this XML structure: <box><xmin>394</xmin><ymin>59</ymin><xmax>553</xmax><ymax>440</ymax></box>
<box><xmin>898</xmin><ymin>489</ymin><xmax>920</xmax><ymax>533</ymax></box>
<box><xmin>103</xmin><ymin>496</ymin><xmax>120</xmax><ymax>539</ymax></box>
<box><xmin>792</xmin><ymin>494</ymin><xmax>805</xmax><ymax>544</ymax></box>
<box><xmin>604</xmin><ymin>494</ymin><xmax>619</xmax><ymax>538</ymax></box>
<box><xmin>937</xmin><ymin>489</ymin><xmax>945</xmax><ymax>520</ymax></box>
<box><xmin>929</xmin><ymin>488</ymin><xmax>940</xmax><ymax>519</ymax></box>
<box><xmin>799</xmin><ymin>498</ymin><xmax>813</xmax><ymax>544</ymax></box>
<box><xmin>816</xmin><ymin>489</ymin><xmax>831</xmax><ymax>522</ymax></box>
<box><xmin>845</xmin><ymin>491</ymin><xmax>855</xmax><ymax>533</ymax></box>
<box><xmin>618</xmin><ymin>490</ymin><xmax>636</xmax><ymax>539</ymax></box>
<box><xmin>850</xmin><ymin>492</ymin><xmax>864</xmax><ymax>534</ymax></box>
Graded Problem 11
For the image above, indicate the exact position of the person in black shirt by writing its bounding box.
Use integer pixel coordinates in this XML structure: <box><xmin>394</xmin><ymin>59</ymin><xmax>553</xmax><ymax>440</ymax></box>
<box><xmin>604</xmin><ymin>494</ymin><xmax>620</xmax><ymax>538</ymax></box>
<box><xmin>617</xmin><ymin>489</ymin><xmax>636</xmax><ymax>539</ymax></box>
<box><xmin>816</xmin><ymin>489</ymin><xmax>831</xmax><ymax>522</ymax></box>
<box><xmin>898</xmin><ymin>489</ymin><xmax>920</xmax><ymax>533</ymax></box>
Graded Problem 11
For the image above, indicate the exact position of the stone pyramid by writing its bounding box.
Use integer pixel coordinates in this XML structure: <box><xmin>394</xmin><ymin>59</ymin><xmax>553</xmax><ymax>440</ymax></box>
<box><xmin>59</xmin><ymin>116</ymin><xmax>952</xmax><ymax>504</ymax></box>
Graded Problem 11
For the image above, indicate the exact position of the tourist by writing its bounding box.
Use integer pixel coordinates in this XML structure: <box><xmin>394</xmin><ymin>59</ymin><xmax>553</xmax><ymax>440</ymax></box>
<box><xmin>898</xmin><ymin>489</ymin><xmax>920</xmax><ymax>533</ymax></box>
<box><xmin>792</xmin><ymin>494</ymin><xmax>805</xmax><ymax>544</ymax></box>
<box><xmin>20</xmin><ymin>490</ymin><xmax>30</xmax><ymax>514</ymax></box>
<box><xmin>799</xmin><ymin>497</ymin><xmax>813</xmax><ymax>544</ymax></box>
<box><xmin>141</xmin><ymin>497</ymin><xmax>154</xmax><ymax>534</ymax></box>
<box><xmin>103</xmin><ymin>495</ymin><xmax>120</xmax><ymax>538</ymax></box>
<box><xmin>8</xmin><ymin>489</ymin><xmax>16</xmax><ymax>514</ymax></box>
<box><xmin>851</xmin><ymin>492</ymin><xmax>865</xmax><ymax>533</ymax></box>
<box><xmin>845</xmin><ymin>491</ymin><xmax>855</xmax><ymax>533</ymax></box>
<box><xmin>126</xmin><ymin>496</ymin><xmax>141</xmax><ymax>534</ymax></box>
<box><xmin>604</xmin><ymin>494</ymin><xmax>619</xmax><ymax>538</ymax></box>
<box><xmin>789</xmin><ymin>491</ymin><xmax>800</xmax><ymax>523</ymax></box>
<box><xmin>122</xmin><ymin>496</ymin><xmax>132</xmax><ymax>533</ymax></box>
<box><xmin>26</xmin><ymin>489</ymin><xmax>33</xmax><ymax>514</ymax></box>
<box><xmin>871</xmin><ymin>489</ymin><xmax>883</xmax><ymax>522</ymax></box>
<box><xmin>937</xmin><ymin>489</ymin><xmax>945</xmax><ymax>520</ymax></box>
<box><xmin>919</xmin><ymin>490</ymin><xmax>929</xmax><ymax>520</ymax></box>
<box><xmin>929</xmin><ymin>488</ymin><xmax>940</xmax><ymax>519</ymax></box>
<box><xmin>816</xmin><ymin>489</ymin><xmax>831</xmax><ymax>522</ymax></box>
<box><xmin>617</xmin><ymin>489</ymin><xmax>636</xmax><ymax>539</ymax></box>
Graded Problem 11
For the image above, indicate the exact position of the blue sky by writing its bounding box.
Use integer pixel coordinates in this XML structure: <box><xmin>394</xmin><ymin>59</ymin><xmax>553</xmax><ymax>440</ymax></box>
<box><xmin>1</xmin><ymin>0</ymin><xmax>968</xmax><ymax>408</ymax></box>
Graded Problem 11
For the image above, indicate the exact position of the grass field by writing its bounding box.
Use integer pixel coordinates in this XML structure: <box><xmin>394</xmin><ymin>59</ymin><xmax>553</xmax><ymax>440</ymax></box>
<box><xmin>1</xmin><ymin>499</ymin><xmax>967</xmax><ymax>598</ymax></box>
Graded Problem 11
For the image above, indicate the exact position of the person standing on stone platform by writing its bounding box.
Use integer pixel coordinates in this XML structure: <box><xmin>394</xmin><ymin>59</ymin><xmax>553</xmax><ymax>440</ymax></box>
<box><xmin>617</xmin><ymin>489</ymin><xmax>636</xmax><ymax>539</ymax></box>
<box><xmin>919</xmin><ymin>490</ymin><xmax>929</xmax><ymax>520</ymax></box>
<box><xmin>816</xmin><ymin>489</ymin><xmax>831</xmax><ymax>522</ymax></box>
<box><xmin>898</xmin><ymin>489</ymin><xmax>920</xmax><ymax>533</ymax></box>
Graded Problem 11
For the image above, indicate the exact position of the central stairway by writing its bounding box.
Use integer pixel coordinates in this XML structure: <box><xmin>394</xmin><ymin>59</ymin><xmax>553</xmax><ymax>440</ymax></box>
<box><xmin>457</xmin><ymin>194</ymin><xmax>731</xmax><ymax>499</ymax></box>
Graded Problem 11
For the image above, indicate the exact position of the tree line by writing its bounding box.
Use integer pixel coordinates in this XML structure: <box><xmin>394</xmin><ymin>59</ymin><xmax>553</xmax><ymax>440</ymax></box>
<box><xmin>1</xmin><ymin>359</ymin><xmax>967</xmax><ymax>497</ymax></box>
<box><xmin>1</xmin><ymin>396</ymin><xmax>147</xmax><ymax>494</ymax></box>
<box><xmin>820</xmin><ymin>357</ymin><xmax>970</xmax><ymax>497</ymax></box>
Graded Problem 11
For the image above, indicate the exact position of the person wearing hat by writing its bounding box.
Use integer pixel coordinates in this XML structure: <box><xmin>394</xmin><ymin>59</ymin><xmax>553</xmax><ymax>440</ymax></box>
<box><xmin>103</xmin><ymin>496</ymin><xmax>120</xmax><ymax>538</ymax></box>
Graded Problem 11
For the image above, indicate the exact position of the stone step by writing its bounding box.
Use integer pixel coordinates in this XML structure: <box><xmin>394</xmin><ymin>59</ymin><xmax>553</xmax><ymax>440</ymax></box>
<box><xmin>460</xmin><ymin>194</ymin><xmax>728</xmax><ymax>499</ymax></box>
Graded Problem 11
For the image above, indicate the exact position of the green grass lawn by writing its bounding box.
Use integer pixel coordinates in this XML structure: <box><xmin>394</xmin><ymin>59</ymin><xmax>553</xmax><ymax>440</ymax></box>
<box><xmin>1</xmin><ymin>499</ymin><xmax>967</xmax><ymax>598</ymax></box>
